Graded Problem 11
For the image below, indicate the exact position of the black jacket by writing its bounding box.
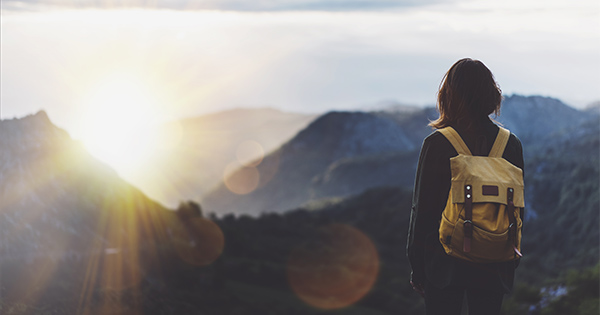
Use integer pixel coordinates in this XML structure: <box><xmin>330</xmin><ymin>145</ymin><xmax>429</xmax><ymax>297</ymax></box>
<box><xmin>406</xmin><ymin>118</ymin><xmax>524</xmax><ymax>293</ymax></box>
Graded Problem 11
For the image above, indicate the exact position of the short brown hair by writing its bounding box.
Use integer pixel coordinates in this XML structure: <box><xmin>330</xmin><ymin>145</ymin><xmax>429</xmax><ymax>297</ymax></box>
<box><xmin>429</xmin><ymin>58</ymin><xmax>502</xmax><ymax>130</ymax></box>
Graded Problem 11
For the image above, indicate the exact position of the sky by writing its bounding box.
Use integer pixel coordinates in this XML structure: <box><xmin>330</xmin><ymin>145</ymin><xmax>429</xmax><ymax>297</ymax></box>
<box><xmin>2</xmin><ymin>0</ymin><xmax>600</xmax><ymax>139</ymax></box>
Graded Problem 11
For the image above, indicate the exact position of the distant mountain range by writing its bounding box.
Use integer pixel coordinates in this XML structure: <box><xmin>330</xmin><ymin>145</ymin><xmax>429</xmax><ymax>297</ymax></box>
<box><xmin>202</xmin><ymin>95</ymin><xmax>599</xmax><ymax>216</ymax></box>
<box><xmin>494</xmin><ymin>95</ymin><xmax>592</xmax><ymax>146</ymax></box>
<box><xmin>133</xmin><ymin>108</ymin><xmax>317</xmax><ymax>208</ymax></box>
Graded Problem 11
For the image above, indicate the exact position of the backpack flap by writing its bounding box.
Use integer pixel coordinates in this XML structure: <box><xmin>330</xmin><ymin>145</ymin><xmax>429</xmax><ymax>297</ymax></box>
<box><xmin>449</xmin><ymin>155</ymin><xmax>525</xmax><ymax>208</ymax></box>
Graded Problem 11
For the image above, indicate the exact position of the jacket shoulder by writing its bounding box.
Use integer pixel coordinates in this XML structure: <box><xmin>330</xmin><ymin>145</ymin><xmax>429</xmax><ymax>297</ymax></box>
<box><xmin>422</xmin><ymin>129</ymin><xmax>457</xmax><ymax>153</ymax></box>
<box><xmin>423</xmin><ymin>129</ymin><xmax>449</xmax><ymax>145</ymax></box>
<box><xmin>507</xmin><ymin>132</ymin><xmax>523</xmax><ymax>147</ymax></box>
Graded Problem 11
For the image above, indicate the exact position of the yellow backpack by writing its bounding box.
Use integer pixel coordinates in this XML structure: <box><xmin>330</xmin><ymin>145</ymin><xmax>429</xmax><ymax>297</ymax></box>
<box><xmin>438</xmin><ymin>126</ymin><xmax>524</xmax><ymax>263</ymax></box>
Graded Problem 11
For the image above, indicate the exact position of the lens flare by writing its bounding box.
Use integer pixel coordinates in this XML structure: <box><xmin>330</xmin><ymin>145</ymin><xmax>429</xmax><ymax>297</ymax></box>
<box><xmin>286</xmin><ymin>224</ymin><xmax>380</xmax><ymax>310</ymax></box>
<box><xmin>223</xmin><ymin>162</ymin><xmax>260</xmax><ymax>195</ymax></box>
<box><xmin>236</xmin><ymin>140</ymin><xmax>264</xmax><ymax>167</ymax></box>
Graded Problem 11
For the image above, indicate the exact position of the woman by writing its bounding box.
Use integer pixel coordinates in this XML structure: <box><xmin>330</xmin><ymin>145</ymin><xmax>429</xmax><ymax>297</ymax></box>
<box><xmin>406</xmin><ymin>58</ymin><xmax>524</xmax><ymax>315</ymax></box>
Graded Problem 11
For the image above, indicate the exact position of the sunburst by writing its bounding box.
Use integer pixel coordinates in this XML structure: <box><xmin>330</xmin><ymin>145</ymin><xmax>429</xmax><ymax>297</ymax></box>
<box><xmin>78</xmin><ymin>72</ymin><xmax>164</xmax><ymax>178</ymax></box>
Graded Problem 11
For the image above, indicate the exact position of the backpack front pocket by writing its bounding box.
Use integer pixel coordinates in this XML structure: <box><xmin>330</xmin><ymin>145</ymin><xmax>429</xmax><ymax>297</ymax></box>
<box><xmin>439</xmin><ymin>213</ymin><xmax>458</xmax><ymax>256</ymax></box>
<box><xmin>439</xmin><ymin>214</ymin><xmax>520</xmax><ymax>263</ymax></box>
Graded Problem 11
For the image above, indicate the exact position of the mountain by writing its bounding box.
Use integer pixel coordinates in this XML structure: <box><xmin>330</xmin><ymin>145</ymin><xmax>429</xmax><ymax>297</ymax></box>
<box><xmin>0</xmin><ymin>111</ymin><xmax>170</xmax><ymax>256</ymax></box>
<box><xmin>495</xmin><ymin>95</ymin><xmax>591</xmax><ymax>145</ymax></box>
<box><xmin>202</xmin><ymin>95</ymin><xmax>595</xmax><ymax>216</ymax></box>
<box><xmin>309</xmin><ymin>151</ymin><xmax>419</xmax><ymax>200</ymax></box>
<box><xmin>519</xmin><ymin>115</ymin><xmax>600</xmax><ymax>280</ymax></box>
<box><xmin>132</xmin><ymin>108</ymin><xmax>317</xmax><ymax>208</ymax></box>
<box><xmin>0</xmin><ymin>111</ymin><xmax>195</xmax><ymax>313</ymax></box>
<box><xmin>202</xmin><ymin>111</ymin><xmax>424</xmax><ymax>215</ymax></box>
<box><xmin>584</xmin><ymin>100</ymin><xmax>600</xmax><ymax>115</ymax></box>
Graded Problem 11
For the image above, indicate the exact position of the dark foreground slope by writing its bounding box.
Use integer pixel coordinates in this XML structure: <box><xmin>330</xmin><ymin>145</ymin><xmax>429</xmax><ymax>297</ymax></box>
<box><xmin>9</xmin><ymin>181</ymin><xmax>590</xmax><ymax>315</ymax></box>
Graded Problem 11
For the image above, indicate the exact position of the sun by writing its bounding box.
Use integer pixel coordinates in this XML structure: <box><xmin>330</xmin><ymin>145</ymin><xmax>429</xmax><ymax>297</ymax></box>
<box><xmin>78</xmin><ymin>73</ymin><xmax>164</xmax><ymax>178</ymax></box>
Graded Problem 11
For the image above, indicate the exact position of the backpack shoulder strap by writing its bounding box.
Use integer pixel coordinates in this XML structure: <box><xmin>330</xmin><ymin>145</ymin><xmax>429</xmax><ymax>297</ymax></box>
<box><xmin>438</xmin><ymin>127</ymin><xmax>472</xmax><ymax>156</ymax></box>
<box><xmin>488</xmin><ymin>127</ymin><xmax>511</xmax><ymax>157</ymax></box>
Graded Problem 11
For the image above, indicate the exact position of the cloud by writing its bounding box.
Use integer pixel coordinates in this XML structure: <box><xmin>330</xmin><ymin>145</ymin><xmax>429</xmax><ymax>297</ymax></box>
<box><xmin>1</xmin><ymin>0</ymin><xmax>450</xmax><ymax>12</ymax></box>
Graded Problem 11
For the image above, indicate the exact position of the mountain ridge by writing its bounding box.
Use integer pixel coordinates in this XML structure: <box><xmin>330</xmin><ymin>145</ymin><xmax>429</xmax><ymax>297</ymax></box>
<box><xmin>202</xmin><ymin>110</ymin><xmax>419</xmax><ymax>215</ymax></box>
<box><xmin>202</xmin><ymin>94</ymin><xmax>595</xmax><ymax>216</ymax></box>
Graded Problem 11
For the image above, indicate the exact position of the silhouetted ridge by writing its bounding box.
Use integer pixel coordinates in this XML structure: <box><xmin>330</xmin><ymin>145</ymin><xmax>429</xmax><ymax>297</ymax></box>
<box><xmin>498</xmin><ymin>95</ymin><xmax>589</xmax><ymax>143</ymax></box>
<box><xmin>0</xmin><ymin>110</ymin><xmax>70</xmax><ymax>149</ymax></box>
<box><xmin>286</xmin><ymin>111</ymin><xmax>415</xmax><ymax>159</ymax></box>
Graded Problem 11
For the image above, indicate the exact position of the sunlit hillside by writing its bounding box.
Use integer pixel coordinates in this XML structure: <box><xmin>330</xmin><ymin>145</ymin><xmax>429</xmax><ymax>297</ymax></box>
<box><xmin>0</xmin><ymin>112</ymin><xmax>224</xmax><ymax>314</ymax></box>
